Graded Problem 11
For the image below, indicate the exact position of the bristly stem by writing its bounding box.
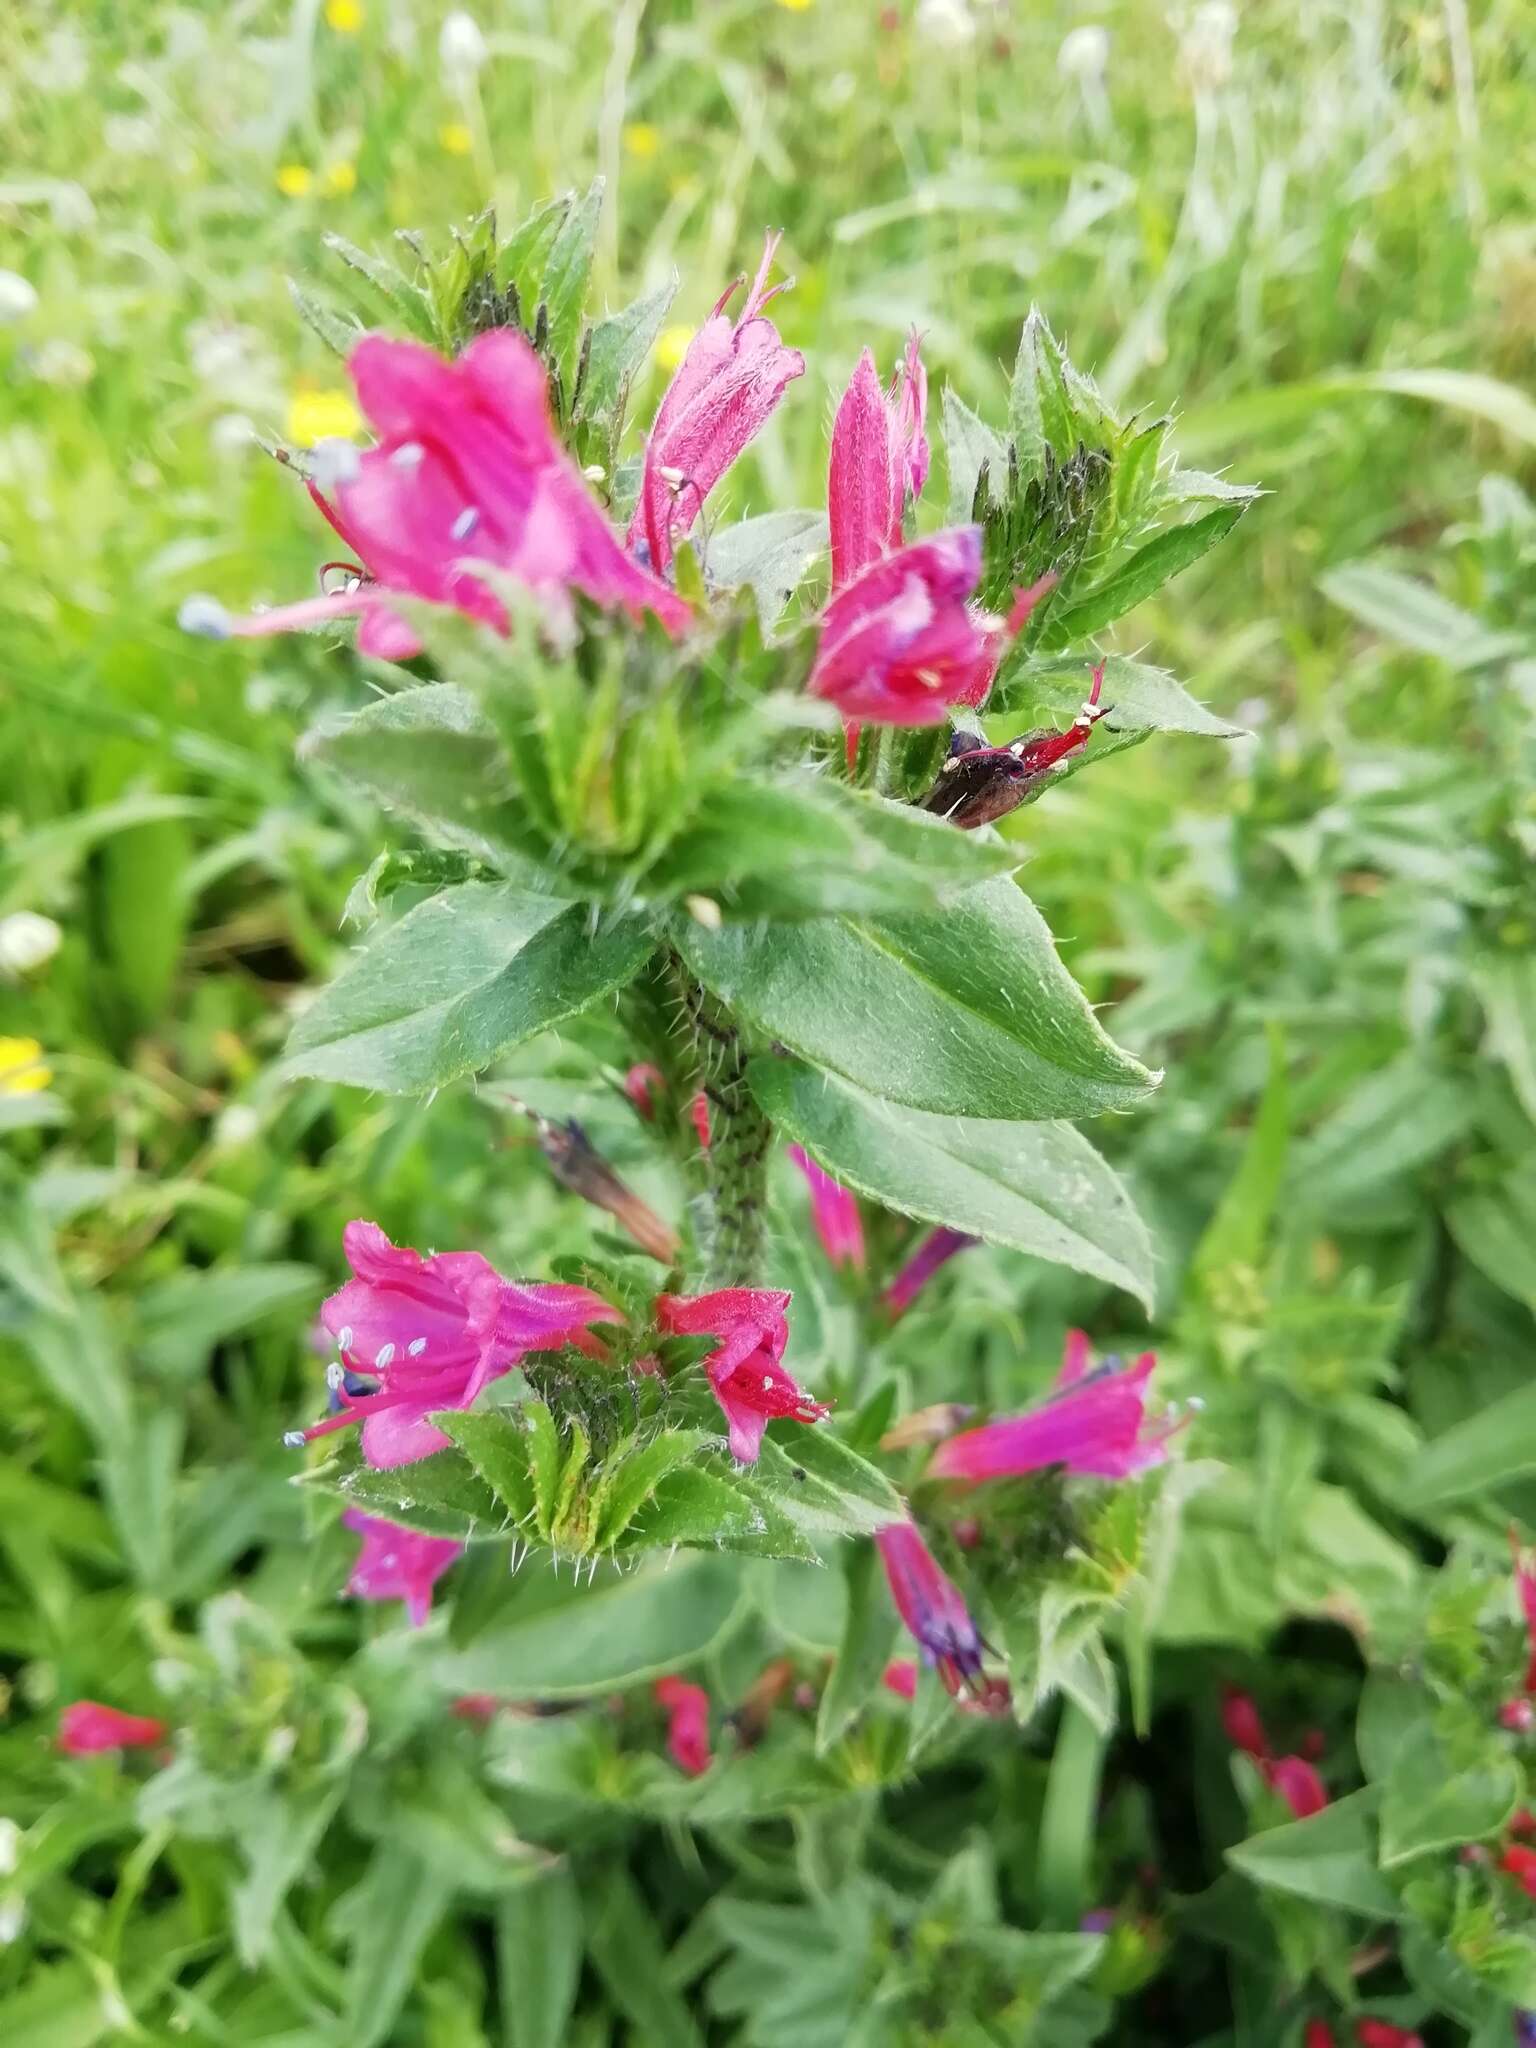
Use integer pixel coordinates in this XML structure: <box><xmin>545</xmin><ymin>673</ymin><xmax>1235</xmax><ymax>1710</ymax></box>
<box><xmin>665</xmin><ymin>951</ymin><xmax>772</xmax><ymax>1287</ymax></box>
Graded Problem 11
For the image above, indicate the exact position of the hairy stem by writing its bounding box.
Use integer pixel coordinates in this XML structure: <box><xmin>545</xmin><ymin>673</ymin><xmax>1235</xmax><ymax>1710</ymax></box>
<box><xmin>665</xmin><ymin>952</ymin><xmax>773</xmax><ymax>1287</ymax></box>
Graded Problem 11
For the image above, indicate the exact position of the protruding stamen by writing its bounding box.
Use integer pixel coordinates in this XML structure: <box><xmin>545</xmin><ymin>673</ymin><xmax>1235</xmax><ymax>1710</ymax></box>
<box><xmin>337</xmin><ymin>1325</ymin><xmax>353</xmax><ymax>1352</ymax></box>
<box><xmin>325</xmin><ymin>1361</ymin><xmax>346</xmax><ymax>1392</ymax></box>
<box><xmin>178</xmin><ymin>594</ymin><xmax>231</xmax><ymax>640</ymax></box>
<box><xmin>282</xmin><ymin>1430</ymin><xmax>307</xmax><ymax>1449</ymax></box>
<box><xmin>374</xmin><ymin>1342</ymin><xmax>396</xmax><ymax>1370</ymax></box>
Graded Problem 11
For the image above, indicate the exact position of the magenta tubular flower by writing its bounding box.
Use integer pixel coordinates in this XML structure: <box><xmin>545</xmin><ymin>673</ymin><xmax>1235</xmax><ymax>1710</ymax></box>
<box><xmin>654</xmin><ymin>1676</ymin><xmax>712</xmax><ymax>1776</ymax></box>
<box><xmin>809</xmin><ymin>527</ymin><xmax>1010</xmax><ymax>726</ymax></box>
<box><xmin>787</xmin><ymin>1145</ymin><xmax>865</xmax><ymax>1272</ymax></box>
<box><xmin>883</xmin><ymin>1227</ymin><xmax>978</xmax><ymax>1317</ymax></box>
<box><xmin>654</xmin><ymin>1287</ymin><xmax>828</xmax><ymax>1464</ymax></box>
<box><xmin>827</xmin><ymin>333</ymin><xmax>929</xmax><ymax>592</ymax></box>
<box><xmin>874</xmin><ymin>1518</ymin><xmax>1001</xmax><ymax>1703</ymax></box>
<box><xmin>191</xmin><ymin>330</ymin><xmax>689</xmax><ymax>658</ymax></box>
<box><xmin>342</xmin><ymin>1508</ymin><xmax>464</xmax><ymax>1627</ymax></box>
<box><xmin>1267</xmin><ymin>1754</ymin><xmax>1328</xmax><ymax>1820</ymax></box>
<box><xmin>293</xmin><ymin>1220</ymin><xmax>620</xmax><ymax>1468</ymax></box>
<box><xmin>928</xmin><ymin>1330</ymin><xmax>1179</xmax><ymax>1486</ymax></box>
<box><xmin>626</xmin><ymin>231</ymin><xmax>805</xmax><ymax>574</ymax></box>
<box><xmin>58</xmin><ymin>1702</ymin><xmax>167</xmax><ymax>1755</ymax></box>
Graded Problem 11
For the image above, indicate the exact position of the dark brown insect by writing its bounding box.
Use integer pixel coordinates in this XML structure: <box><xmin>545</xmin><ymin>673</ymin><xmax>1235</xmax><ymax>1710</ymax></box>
<box><xmin>919</xmin><ymin>663</ymin><xmax>1109</xmax><ymax>829</ymax></box>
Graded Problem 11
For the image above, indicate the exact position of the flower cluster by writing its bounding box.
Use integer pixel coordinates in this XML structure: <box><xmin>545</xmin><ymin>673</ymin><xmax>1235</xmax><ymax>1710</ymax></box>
<box><xmin>1222</xmin><ymin>1686</ymin><xmax>1329</xmax><ymax>1819</ymax></box>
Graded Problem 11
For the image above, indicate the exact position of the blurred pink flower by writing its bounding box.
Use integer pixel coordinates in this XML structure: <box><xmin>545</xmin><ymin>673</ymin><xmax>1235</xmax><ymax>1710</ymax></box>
<box><xmin>827</xmin><ymin>334</ymin><xmax>928</xmax><ymax>591</ymax></box>
<box><xmin>343</xmin><ymin>1508</ymin><xmax>463</xmax><ymax>1627</ymax></box>
<box><xmin>882</xmin><ymin>1658</ymin><xmax>918</xmax><ymax>1700</ymax></box>
<box><xmin>627</xmin><ymin>232</ymin><xmax>805</xmax><ymax>574</ymax></box>
<box><xmin>1267</xmin><ymin>1754</ymin><xmax>1329</xmax><ymax>1820</ymax></box>
<box><xmin>787</xmin><ymin>1145</ymin><xmax>865</xmax><ymax>1272</ymax></box>
<box><xmin>58</xmin><ymin>1701</ymin><xmax>167</xmax><ymax>1755</ymax></box>
<box><xmin>623</xmin><ymin>1062</ymin><xmax>664</xmax><ymax>1120</ymax></box>
<box><xmin>293</xmin><ymin>1220</ymin><xmax>620</xmax><ymax>1468</ymax></box>
<box><xmin>928</xmin><ymin>1329</ymin><xmax>1179</xmax><ymax>1485</ymax></box>
<box><xmin>655</xmin><ymin>1675</ymin><xmax>711</xmax><ymax>1775</ymax></box>
<box><xmin>1512</xmin><ymin>1529</ymin><xmax>1536</xmax><ymax>1692</ymax></box>
<box><xmin>654</xmin><ymin>1287</ymin><xmax>827</xmax><ymax>1464</ymax></box>
<box><xmin>874</xmin><ymin>1518</ymin><xmax>1005</xmax><ymax>1707</ymax></box>
<box><xmin>883</xmin><ymin>1227</ymin><xmax>978</xmax><ymax>1317</ymax></box>
<box><xmin>188</xmin><ymin>330</ymin><xmax>689</xmax><ymax>657</ymax></box>
<box><xmin>1221</xmin><ymin>1686</ymin><xmax>1270</xmax><ymax>1761</ymax></box>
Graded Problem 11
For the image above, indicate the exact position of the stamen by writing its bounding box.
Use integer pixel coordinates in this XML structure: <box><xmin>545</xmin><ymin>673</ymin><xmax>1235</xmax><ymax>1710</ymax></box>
<box><xmin>451</xmin><ymin>505</ymin><xmax>479</xmax><ymax>541</ymax></box>
<box><xmin>178</xmin><ymin>594</ymin><xmax>231</xmax><ymax>640</ymax></box>
<box><xmin>282</xmin><ymin>1431</ymin><xmax>307</xmax><ymax>1449</ymax></box>
<box><xmin>325</xmin><ymin>1362</ymin><xmax>346</xmax><ymax>1391</ymax></box>
<box><xmin>338</xmin><ymin>1325</ymin><xmax>353</xmax><ymax>1352</ymax></box>
<box><xmin>408</xmin><ymin>1338</ymin><xmax>427</xmax><ymax>1356</ymax></box>
<box><xmin>390</xmin><ymin>442</ymin><xmax>425</xmax><ymax>469</ymax></box>
<box><xmin>374</xmin><ymin>1342</ymin><xmax>396</xmax><ymax>1370</ymax></box>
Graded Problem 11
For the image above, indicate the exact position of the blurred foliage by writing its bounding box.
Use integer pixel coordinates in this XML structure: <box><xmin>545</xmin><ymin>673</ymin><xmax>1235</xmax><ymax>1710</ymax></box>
<box><xmin>2</xmin><ymin>0</ymin><xmax>1536</xmax><ymax>2042</ymax></box>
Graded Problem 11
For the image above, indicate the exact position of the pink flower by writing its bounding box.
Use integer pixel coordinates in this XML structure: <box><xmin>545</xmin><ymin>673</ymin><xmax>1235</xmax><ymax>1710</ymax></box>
<box><xmin>293</xmin><ymin>1220</ymin><xmax>620</xmax><ymax>1468</ymax></box>
<box><xmin>189</xmin><ymin>330</ymin><xmax>689</xmax><ymax>658</ymax></box>
<box><xmin>874</xmin><ymin>1518</ymin><xmax>1005</xmax><ymax>1706</ymax></box>
<box><xmin>342</xmin><ymin>1508</ymin><xmax>463</xmax><ymax>1627</ymax></box>
<box><xmin>883</xmin><ymin>1658</ymin><xmax>919</xmax><ymax>1700</ymax></box>
<box><xmin>883</xmin><ymin>1228</ymin><xmax>978</xmax><ymax>1317</ymax></box>
<box><xmin>808</xmin><ymin>527</ymin><xmax>1009</xmax><ymax>726</ymax></box>
<box><xmin>58</xmin><ymin>1702</ymin><xmax>167</xmax><ymax>1755</ymax></box>
<box><xmin>827</xmin><ymin>334</ymin><xmax>929</xmax><ymax>592</ymax></box>
<box><xmin>1355</xmin><ymin>2024</ymin><xmax>1424</xmax><ymax>2048</ymax></box>
<box><xmin>1221</xmin><ymin>1686</ymin><xmax>1271</xmax><ymax>1761</ymax></box>
<box><xmin>627</xmin><ymin>232</ymin><xmax>805</xmax><ymax>575</ymax></box>
<box><xmin>689</xmin><ymin>1092</ymin><xmax>712</xmax><ymax>1151</ymax></box>
<box><xmin>1305</xmin><ymin>2027</ymin><xmax>1337</xmax><ymax>2048</ymax></box>
<box><xmin>451</xmin><ymin>1694</ymin><xmax>504</xmax><ymax>1723</ymax></box>
<box><xmin>928</xmin><ymin>1329</ymin><xmax>1179</xmax><ymax>1486</ymax></box>
<box><xmin>787</xmin><ymin>1145</ymin><xmax>865</xmax><ymax>1272</ymax></box>
<box><xmin>623</xmin><ymin>1062</ymin><xmax>664</xmax><ymax>1120</ymax></box>
<box><xmin>654</xmin><ymin>1287</ymin><xmax>828</xmax><ymax>1464</ymax></box>
<box><xmin>655</xmin><ymin>1676</ymin><xmax>711</xmax><ymax>1775</ymax></box>
<box><xmin>1267</xmin><ymin>1754</ymin><xmax>1329</xmax><ymax>1820</ymax></box>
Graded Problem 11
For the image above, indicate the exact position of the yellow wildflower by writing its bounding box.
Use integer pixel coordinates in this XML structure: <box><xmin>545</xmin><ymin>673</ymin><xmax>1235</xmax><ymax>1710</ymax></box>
<box><xmin>322</xmin><ymin>160</ymin><xmax>358</xmax><ymax>195</ymax></box>
<box><xmin>326</xmin><ymin>0</ymin><xmax>364</xmax><ymax>27</ymax></box>
<box><xmin>623</xmin><ymin>122</ymin><xmax>661</xmax><ymax>160</ymax></box>
<box><xmin>656</xmin><ymin>323</ymin><xmax>694</xmax><ymax>372</ymax></box>
<box><xmin>276</xmin><ymin>164</ymin><xmax>313</xmax><ymax>198</ymax></box>
<box><xmin>286</xmin><ymin>388</ymin><xmax>362</xmax><ymax>447</ymax></box>
<box><xmin>0</xmin><ymin>1037</ymin><xmax>51</xmax><ymax>1095</ymax></box>
<box><xmin>776</xmin><ymin>0</ymin><xmax>815</xmax><ymax>10</ymax></box>
<box><xmin>439</xmin><ymin>122</ymin><xmax>474</xmax><ymax>157</ymax></box>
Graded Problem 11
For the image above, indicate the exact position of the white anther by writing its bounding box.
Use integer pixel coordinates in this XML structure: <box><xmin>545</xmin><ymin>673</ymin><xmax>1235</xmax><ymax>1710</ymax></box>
<box><xmin>325</xmin><ymin>1362</ymin><xmax>346</xmax><ymax>1391</ymax></box>
<box><xmin>338</xmin><ymin>1325</ymin><xmax>353</xmax><ymax>1351</ymax></box>
<box><xmin>451</xmin><ymin>505</ymin><xmax>479</xmax><ymax>541</ymax></box>
<box><xmin>374</xmin><ymin>1342</ymin><xmax>396</xmax><ymax>1370</ymax></box>
<box><xmin>177</xmin><ymin>594</ymin><xmax>231</xmax><ymax>640</ymax></box>
<box><xmin>390</xmin><ymin>441</ymin><xmax>425</xmax><ymax>469</ymax></box>
<box><xmin>310</xmin><ymin>437</ymin><xmax>361</xmax><ymax>490</ymax></box>
<box><xmin>282</xmin><ymin>1431</ymin><xmax>307</xmax><ymax>1449</ymax></box>
<box><xmin>408</xmin><ymin>1337</ymin><xmax>427</xmax><ymax>1356</ymax></box>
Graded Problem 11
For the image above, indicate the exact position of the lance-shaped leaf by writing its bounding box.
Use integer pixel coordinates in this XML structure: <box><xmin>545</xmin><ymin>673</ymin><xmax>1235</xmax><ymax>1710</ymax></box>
<box><xmin>1041</xmin><ymin>501</ymin><xmax>1250</xmax><ymax>642</ymax></box>
<box><xmin>284</xmin><ymin>881</ymin><xmax>655</xmax><ymax>1093</ymax></box>
<box><xmin>1225</xmin><ymin>1790</ymin><xmax>1403</xmax><ymax>1919</ymax></box>
<box><xmin>301</xmin><ymin>683</ymin><xmax>538</xmax><ymax>874</ymax></box>
<box><xmin>579</xmin><ymin>271</ymin><xmax>679</xmax><ymax>424</ymax></box>
<box><xmin>676</xmin><ymin>877</ymin><xmax>1155</xmax><ymax>1124</ymax></box>
<box><xmin>943</xmin><ymin>386</ymin><xmax>1009</xmax><ymax>522</ymax></box>
<box><xmin>648</xmin><ymin>776</ymin><xmax>1017</xmax><ymax>919</ymax></box>
<box><xmin>701</xmin><ymin>510</ymin><xmax>829</xmax><ymax>628</ymax></box>
<box><xmin>750</xmin><ymin>1057</ymin><xmax>1154</xmax><ymax>1310</ymax></box>
<box><xmin>430</xmin><ymin>1553</ymin><xmax>744</xmax><ymax>1697</ymax></box>
<box><xmin>299</xmin><ymin>1437</ymin><xmax>501</xmax><ymax>1541</ymax></box>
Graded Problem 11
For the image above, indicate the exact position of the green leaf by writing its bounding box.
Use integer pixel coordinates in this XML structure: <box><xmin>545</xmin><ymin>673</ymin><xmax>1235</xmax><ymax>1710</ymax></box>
<box><xmin>283</xmin><ymin>881</ymin><xmax>654</xmax><ymax>1093</ymax></box>
<box><xmin>1178</xmin><ymin>366</ymin><xmax>1536</xmax><ymax>457</ymax></box>
<box><xmin>301</xmin><ymin>1438</ymin><xmax>502</xmax><ymax>1539</ymax></box>
<box><xmin>751</xmin><ymin>1422</ymin><xmax>904</xmax><ymax>1538</ymax></box>
<box><xmin>1191</xmin><ymin>1025</ymin><xmax>1289</xmax><ymax>1282</ymax></box>
<box><xmin>989</xmin><ymin>650</ymin><xmax>1243</xmax><ymax>741</ymax></box>
<box><xmin>651</xmin><ymin>776</ymin><xmax>1017</xmax><ymax>919</ymax></box>
<box><xmin>676</xmin><ymin>877</ymin><xmax>1156</xmax><ymax>1123</ymax></box>
<box><xmin>287</xmin><ymin>275</ymin><xmax>364</xmax><ymax>357</ymax></box>
<box><xmin>336</xmin><ymin>1847</ymin><xmax>448</xmax><ymax>2048</ymax></box>
<box><xmin>816</xmin><ymin>1542</ymin><xmax>900</xmax><ymax>1755</ymax></box>
<box><xmin>579</xmin><ymin>271</ymin><xmax>678</xmax><ymax>422</ymax></box>
<box><xmin>590</xmin><ymin>1429</ymin><xmax>714</xmax><ymax>1550</ymax></box>
<box><xmin>136</xmin><ymin>1263</ymin><xmax>320</xmax><ymax>1381</ymax></box>
<box><xmin>749</xmin><ymin>1058</ymin><xmax>1155</xmax><ymax>1309</ymax></box>
<box><xmin>300</xmin><ymin>682</ymin><xmax>532</xmax><ymax>872</ymax></box>
<box><xmin>632</xmin><ymin>1464</ymin><xmax>821</xmax><ymax>1562</ymax></box>
<box><xmin>700</xmin><ymin>510</ymin><xmax>829</xmax><ymax>628</ymax></box>
<box><xmin>1047</xmin><ymin>503</ymin><xmax>1249</xmax><ymax>640</ymax></box>
<box><xmin>321</xmin><ymin>232</ymin><xmax>437</xmax><ymax>343</ymax></box>
<box><xmin>586</xmin><ymin>1868</ymin><xmax>707</xmax><ymax>2048</ymax></box>
<box><xmin>943</xmin><ymin>385</ymin><xmax>1009</xmax><ymax>521</ymax></box>
<box><xmin>1008</xmin><ymin>307</ymin><xmax>1115</xmax><ymax>478</ymax></box>
<box><xmin>539</xmin><ymin>177</ymin><xmax>603</xmax><ymax>381</ymax></box>
<box><xmin>1225</xmin><ymin>1790</ymin><xmax>1402</xmax><ymax>1919</ymax></box>
<box><xmin>435</xmin><ymin>1409</ymin><xmax>538</xmax><ymax>1530</ymax></box>
<box><xmin>430</xmin><ymin>1553</ymin><xmax>744</xmax><ymax>1696</ymax></box>
<box><xmin>1473</xmin><ymin>953</ymin><xmax>1536</xmax><ymax>1128</ymax></box>
<box><xmin>1320</xmin><ymin>563</ymin><xmax>1525</xmax><ymax>668</ymax></box>
<box><xmin>1405</xmin><ymin>1380</ymin><xmax>1536</xmax><ymax>1508</ymax></box>
<box><xmin>496</xmin><ymin>1869</ymin><xmax>583</xmax><ymax>2048</ymax></box>
<box><xmin>1378</xmin><ymin>1723</ymin><xmax>1520</xmax><ymax>1867</ymax></box>
<box><xmin>1446</xmin><ymin>1162</ymin><xmax>1536</xmax><ymax>1311</ymax></box>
